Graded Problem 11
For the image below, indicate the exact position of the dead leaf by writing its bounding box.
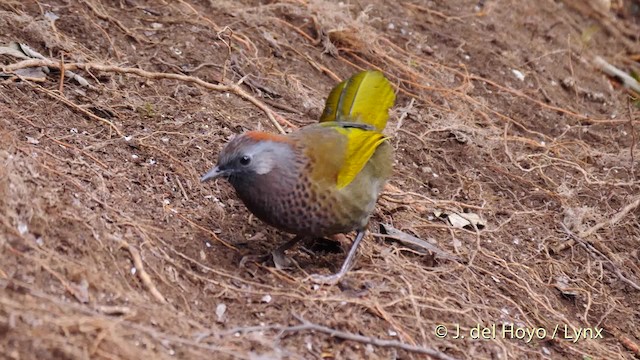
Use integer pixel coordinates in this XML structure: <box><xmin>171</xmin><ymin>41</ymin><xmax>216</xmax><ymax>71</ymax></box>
<box><xmin>554</xmin><ymin>275</ymin><xmax>579</xmax><ymax>297</ymax></box>
<box><xmin>435</xmin><ymin>209</ymin><xmax>486</xmax><ymax>230</ymax></box>
<box><xmin>378</xmin><ymin>223</ymin><xmax>463</xmax><ymax>262</ymax></box>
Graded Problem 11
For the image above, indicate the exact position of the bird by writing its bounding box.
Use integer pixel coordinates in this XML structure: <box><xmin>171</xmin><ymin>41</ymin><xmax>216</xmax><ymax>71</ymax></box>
<box><xmin>201</xmin><ymin>70</ymin><xmax>395</xmax><ymax>284</ymax></box>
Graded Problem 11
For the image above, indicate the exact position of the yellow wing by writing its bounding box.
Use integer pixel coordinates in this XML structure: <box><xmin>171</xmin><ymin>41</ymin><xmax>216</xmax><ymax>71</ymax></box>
<box><xmin>334</xmin><ymin>125</ymin><xmax>387</xmax><ymax>189</ymax></box>
<box><xmin>319</xmin><ymin>70</ymin><xmax>395</xmax><ymax>132</ymax></box>
<box><xmin>302</xmin><ymin>122</ymin><xmax>387</xmax><ymax>189</ymax></box>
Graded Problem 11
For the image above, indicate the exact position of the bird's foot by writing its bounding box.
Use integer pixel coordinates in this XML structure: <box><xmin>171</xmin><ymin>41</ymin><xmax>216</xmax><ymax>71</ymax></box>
<box><xmin>239</xmin><ymin>253</ymin><xmax>271</xmax><ymax>268</ymax></box>
<box><xmin>308</xmin><ymin>272</ymin><xmax>344</xmax><ymax>285</ymax></box>
<box><xmin>307</xmin><ymin>230</ymin><xmax>367</xmax><ymax>286</ymax></box>
<box><xmin>271</xmin><ymin>249</ymin><xmax>295</xmax><ymax>270</ymax></box>
<box><xmin>239</xmin><ymin>251</ymin><xmax>295</xmax><ymax>270</ymax></box>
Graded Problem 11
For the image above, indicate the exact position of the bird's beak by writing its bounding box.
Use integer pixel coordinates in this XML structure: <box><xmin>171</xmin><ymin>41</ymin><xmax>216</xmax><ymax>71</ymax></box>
<box><xmin>201</xmin><ymin>166</ymin><xmax>225</xmax><ymax>182</ymax></box>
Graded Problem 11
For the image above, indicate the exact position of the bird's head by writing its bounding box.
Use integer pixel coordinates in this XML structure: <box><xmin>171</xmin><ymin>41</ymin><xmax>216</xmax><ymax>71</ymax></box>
<box><xmin>201</xmin><ymin>131</ymin><xmax>295</xmax><ymax>183</ymax></box>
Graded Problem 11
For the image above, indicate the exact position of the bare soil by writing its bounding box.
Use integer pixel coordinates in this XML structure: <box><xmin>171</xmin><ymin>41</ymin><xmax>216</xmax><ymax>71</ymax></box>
<box><xmin>1</xmin><ymin>0</ymin><xmax>639</xmax><ymax>359</ymax></box>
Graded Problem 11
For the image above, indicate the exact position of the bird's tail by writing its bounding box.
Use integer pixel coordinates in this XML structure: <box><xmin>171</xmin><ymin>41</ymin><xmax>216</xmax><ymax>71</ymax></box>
<box><xmin>319</xmin><ymin>70</ymin><xmax>395</xmax><ymax>132</ymax></box>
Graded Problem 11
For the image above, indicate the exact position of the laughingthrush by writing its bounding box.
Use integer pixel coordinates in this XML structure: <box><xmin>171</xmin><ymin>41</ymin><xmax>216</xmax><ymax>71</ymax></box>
<box><xmin>201</xmin><ymin>70</ymin><xmax>395</xmax><ymax>284</ymax></box>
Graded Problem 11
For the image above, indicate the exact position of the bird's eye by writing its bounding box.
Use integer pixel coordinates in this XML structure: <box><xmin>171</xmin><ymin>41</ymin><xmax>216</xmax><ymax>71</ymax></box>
<box><xmin>239</xmin><ymin>155</ymin><xmax>251</xmax><ymax>166</ymax></box>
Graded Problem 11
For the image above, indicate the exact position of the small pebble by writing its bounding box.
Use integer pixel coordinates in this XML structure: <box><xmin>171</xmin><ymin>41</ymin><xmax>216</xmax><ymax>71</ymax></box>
<box><xmin>512</xmin><ymin>69</ymin><xmax>525</xmax><ymax>81</ymax></box>
<box><xmin>216</xmin><ymin>303</ymin><xmax>226</xmax><ymax>322</ymax></box>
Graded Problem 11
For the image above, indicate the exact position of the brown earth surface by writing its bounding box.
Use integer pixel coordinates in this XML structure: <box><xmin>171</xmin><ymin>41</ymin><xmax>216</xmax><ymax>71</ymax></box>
<box><xmin>1</xmin><ymin>0</ymin><xmax>640</xmax><ymax>359</ymax></box>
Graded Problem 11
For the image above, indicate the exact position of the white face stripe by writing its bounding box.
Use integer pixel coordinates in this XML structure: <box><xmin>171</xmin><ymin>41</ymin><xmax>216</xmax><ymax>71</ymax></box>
<box><xmin>245</xmin><ymin>141</ymin><xmax>292</xmax><ymax>175</ymax></box>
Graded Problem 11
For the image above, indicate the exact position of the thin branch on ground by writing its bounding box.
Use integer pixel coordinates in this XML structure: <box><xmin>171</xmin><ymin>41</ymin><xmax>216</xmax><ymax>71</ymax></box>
<box><xmin>594</xmin><ymin>56</ymin><xmax>640</xmax><ymax>94</ymax></box>
<box><xmin>118</xmin><ymin>239</ymin><xmax>168</xmax><ymax>304</ymax></box>
<box><xmin>2</xmin><ymin>59</ymin><xmax>293</xmax><ymax>134</ymax></box>
<box><xmin>553</xmin><ymin>195</ymin><xmax>640</xmax><ymax>253</ymax></box>
<box><xmin>559</xmin><ymin>223</ymin><xmax>640</xmax><ymax>291</ymax></box>
<box><xmin>277</xmin><ymin>314</ymin><xmax>458</xmax><ymax>360</ymax></box>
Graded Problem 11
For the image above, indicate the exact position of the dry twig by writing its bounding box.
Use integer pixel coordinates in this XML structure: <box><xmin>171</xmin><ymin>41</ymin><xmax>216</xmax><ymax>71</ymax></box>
<box><xmin>279</xmin><ymin>315</ymin><xmax>459</xmax><ymax>360</ymax></box>
<box><xmin>594</xmin><ymin>56</ymin><xmax>640</xmax><ymax>94</ymax></box>
<box><xmin>2</xmin><ymin>60</ymin><xmax>292</xmax><ymax>134</ymax></box>
<box><xmin>559</xmin><ymin>223</ymin><xmax>640</xmax><ymax>291</ymax></box>
<box><xmin>553</xmin><ymin>196</ymin><xmax>640</xmax><ymax>253</ymax></box>
<box><xmin>118</xmin><ymin>239</ymin><xmax>168</xmax><ymax>304</ymax></box>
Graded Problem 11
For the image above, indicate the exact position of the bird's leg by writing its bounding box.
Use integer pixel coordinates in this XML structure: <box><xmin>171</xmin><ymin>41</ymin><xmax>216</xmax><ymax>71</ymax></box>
<box><xmin>310</xmin><ymin>229</ymin><xmax>366</xmax><ymax>285</ymax></box>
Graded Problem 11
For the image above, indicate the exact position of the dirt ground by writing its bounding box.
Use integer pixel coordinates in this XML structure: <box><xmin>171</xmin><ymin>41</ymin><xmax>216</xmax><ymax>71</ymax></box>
<box><xmin>1</xmin><ymin>0</ymin><xmax>639</xmax><ymax>359</ymax></box>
